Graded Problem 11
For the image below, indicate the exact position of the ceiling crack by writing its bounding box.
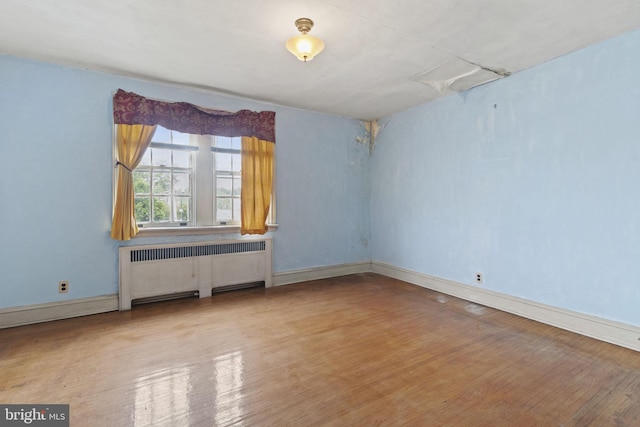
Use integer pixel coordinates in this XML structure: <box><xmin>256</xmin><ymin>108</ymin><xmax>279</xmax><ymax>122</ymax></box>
<box><xmin>430</xmin><ymin>44</ymin><xmax>512</xmax><ymax>77</ymax></box>
<box><xmin>457</xmin><ymin>57</ymin><xmax>512</xmax><ymax>77</ymax></box>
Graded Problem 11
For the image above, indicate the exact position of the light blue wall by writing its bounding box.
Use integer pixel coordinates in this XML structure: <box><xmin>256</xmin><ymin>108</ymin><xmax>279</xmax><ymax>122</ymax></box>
<box><xmin>371</xmin><ymin>29</ymin><xmax>640</xmax><ymax>327</ymax></box>
<box><xmin>2</xmin><ymin>29</ymin><xmax>639</xmax><ymax>329</ymax></box>
<box><xmin>0</xmin><ymin>55</ymin><xmax>371</xmax><ymax>309</ymax></box>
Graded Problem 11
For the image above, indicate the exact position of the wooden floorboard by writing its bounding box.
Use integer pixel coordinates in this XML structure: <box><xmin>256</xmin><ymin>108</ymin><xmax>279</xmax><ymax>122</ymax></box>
<box><xmin>1</xmin><ymin>273</ymin><xmax>639</xmax><ymax>426</ymax></box>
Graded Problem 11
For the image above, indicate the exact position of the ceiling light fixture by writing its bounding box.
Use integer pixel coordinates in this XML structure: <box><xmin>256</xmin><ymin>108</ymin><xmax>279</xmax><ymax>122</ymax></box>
<box><xmin>285</xmin><ymin>18</ymin><xmax>324</xmax><ymax>62</ymax></box>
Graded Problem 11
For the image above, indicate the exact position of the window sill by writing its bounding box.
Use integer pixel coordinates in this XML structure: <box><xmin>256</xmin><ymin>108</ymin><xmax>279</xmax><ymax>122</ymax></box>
<box><xmin>135</xmin><ymin>224</ymin><xmax>278</xmax><ymax>238</ymax></box>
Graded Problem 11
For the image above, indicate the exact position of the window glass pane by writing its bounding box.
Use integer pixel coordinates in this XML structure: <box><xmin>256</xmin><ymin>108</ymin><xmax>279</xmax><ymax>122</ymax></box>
<box><xmin>138</xmin><ymin>150</ymin><xmax>151</xmax><ymax>166</ymax></box>
<box><xmin>233</xmin><ymin>177</ymin><xmax>241</xmax><ymax>196</ymax></box>
<box><xmin>231</xmin><ymin>137</ymin><xmax>242</xmax><ymax>150</ymax></box>
<box><xmin>217</xmin><ymin>177</ymin><xmax>232</xmax><ymax>196</ymax></box>
<box><xmin>216</xmin><ymin>136</ymin><xmax>232</xmax><ymax>149</ymax></box>
<box><xmin>153</xmin><ymin>171</ymin><xmax>171</xmax><ymax>195</ymax></box>
<box><xmin>231</xmin><ymin>154</ymin><xmax>241</xmax><ymax>172</ymax></box>
<box><xmin>135</xmin><ymin>197</ymin><xmax>150</xmax><ymax>222</ymax></box>
<box><xmin>174</xmin><ymin>196</ymin><xmax>191</xmax><ymax>222</ymax></box>
<box><xmin>153</xmin><ymin>126</ymin><xmax>172</xmax><ymax>143</ymax></box>
<box><xmin>215</xmin><ymin>153</ymin><xmax>232</xmax><ymax>171</ymax></box>
<box><xmin>152</xmin><ymin>148</ymin><xmax>171</xmax><ymax>167</ymax></box>
<box><xmin>172</xmin><ymin>130</ymin><xmax>191</xmax><ymax>145</ymax></box>
<box><xmin>174</xmin><ymin>172</ymin><xmax>191</xmax><ymax>195</ymax></box>
<box><xmin>133</xmin><ymin>171</ymin><xmax>150</xmax><ymax>194</ymax></box>
<box><xmin>152</xmin><ymin>197</ymin><xmax>171</xmax><ymax>222</ymax></box>
<box><xmin>173</xmin><ymin>151</ymin><xmax>191</xmax><ymax>168</ymax></box>
<box><xmin>217</xmin><ymin>198</ymin><xmax>232</xmax><ymax>222</ymax></box>
<box><xmin>233</xmin><ymin>197</ymin><xmax>241</xmax><ymax>221</ymax></box>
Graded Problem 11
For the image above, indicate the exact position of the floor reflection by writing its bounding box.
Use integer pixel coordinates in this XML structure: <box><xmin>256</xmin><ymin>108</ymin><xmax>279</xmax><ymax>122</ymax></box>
<box><xmin>134</xmin><ymin>365</ymin><xmax>190</xmax><ymax>426</ymax></box>
<box><xmin>132</xmin><ymin>351</ymin><xmax>245</xmax><ymax>426</ymax></box>
<box><xmin>213</xmin><ymin>350</ymin><xmax>245</xmax><ymax>426</ymax></box>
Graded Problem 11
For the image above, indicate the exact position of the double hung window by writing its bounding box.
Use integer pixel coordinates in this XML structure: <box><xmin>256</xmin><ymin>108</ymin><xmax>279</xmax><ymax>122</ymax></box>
<box><xmin>129</xmin><ymin>126</ymin><xmax>268</xmax><ymax>228</ymax></box>
<box><xmin>211</xmin><ymin>136</ymin><xmax>242</xmax><ymax>225</ymax></box>
<box><xmin>133</xmin><ymin>127</ymin><xmax>195</xmax><ymax>225</ymax></box>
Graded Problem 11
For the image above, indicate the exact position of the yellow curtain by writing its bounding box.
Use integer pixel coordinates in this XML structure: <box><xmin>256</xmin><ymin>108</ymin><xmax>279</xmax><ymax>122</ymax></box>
<box><xmin>241</xmin><ymin>136</ymin><xmax>274</xmax><ymax>235</ymax></box>
<box><xmin>110</xmin><ymin>124</ymin><xmax>157</xmax><ymax>241</ymax></box>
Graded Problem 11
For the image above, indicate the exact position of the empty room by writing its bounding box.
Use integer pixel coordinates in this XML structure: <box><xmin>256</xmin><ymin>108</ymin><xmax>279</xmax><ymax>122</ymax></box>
<box><xmin>1</xmin><ymin>1</ymin><xmax>640</xmax><ymax>425</ymax></box>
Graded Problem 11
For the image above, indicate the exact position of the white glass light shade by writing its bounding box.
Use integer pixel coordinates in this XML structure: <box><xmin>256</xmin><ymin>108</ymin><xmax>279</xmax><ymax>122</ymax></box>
<box><xmin>285</xmin><ymin>34</ymin><xmax>324</xmax><ymax>62</ymax></box>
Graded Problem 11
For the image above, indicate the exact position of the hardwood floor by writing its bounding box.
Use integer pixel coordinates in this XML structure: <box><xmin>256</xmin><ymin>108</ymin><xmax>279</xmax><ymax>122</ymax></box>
<box><xmin>1</xmin><ymin>273</ymin><xmax>639</xmax><ymax>426</ymax></box>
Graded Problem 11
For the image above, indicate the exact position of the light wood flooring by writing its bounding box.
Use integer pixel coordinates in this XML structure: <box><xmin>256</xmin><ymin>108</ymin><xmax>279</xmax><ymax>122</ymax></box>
<box><xmin>1</xmin><ymin>273</ymin><xmax>639</xmax><ymax>426</ymax></box>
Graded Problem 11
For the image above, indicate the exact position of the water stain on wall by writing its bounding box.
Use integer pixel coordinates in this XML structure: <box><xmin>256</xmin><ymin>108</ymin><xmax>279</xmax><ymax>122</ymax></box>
<box><xmin>356</xmin><ymin>119</ymin><xmax>385</xmax><ymax>154</ymax></box>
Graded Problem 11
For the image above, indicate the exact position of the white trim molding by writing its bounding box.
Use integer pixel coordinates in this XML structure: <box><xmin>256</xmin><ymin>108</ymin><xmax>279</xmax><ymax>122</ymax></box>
<box><xmin>372</xmin><ymin>261</ymin><xmax>640</xmax><ymax>352</ymax></box>
<box><xmin>273</xmin><ymin>261</ymin><xmax>372</xmax><ymax>287</ymax></box>
<box><xmin>0</xmin><ymin>295</ymin><xmax>119</xmax><ymax>329</ymax></box>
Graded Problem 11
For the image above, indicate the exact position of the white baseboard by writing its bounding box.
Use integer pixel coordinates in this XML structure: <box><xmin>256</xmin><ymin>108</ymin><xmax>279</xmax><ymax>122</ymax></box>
<box><xmin>372</xmin><ymin>261</ymin><xmax>640</xmax><ymax>352</ymax></box>
<box><xmin>6</xmin><ymin>263</ymin><xmax>638</xmax><ymax>352</ymax></box>
<box><xmin>0</xmin><ymin>295</ymin><xmax>119</xmax><ymax>329</ymax></box>
<box><xmin>273</xmin><ymin>261</ymin><xmax>372</xmax><ymax>287</ymax></box>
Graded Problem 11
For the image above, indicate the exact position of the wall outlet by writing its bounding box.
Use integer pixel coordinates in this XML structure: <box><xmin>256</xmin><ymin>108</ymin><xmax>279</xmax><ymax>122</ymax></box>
<box><xmin>58</xmin><ymin>280</ymin><xmax>69</xmax><ymax>293</ymax></box>
<box><xmin>475</xmin><ymin>273</ymin><xmax>483</xmax><ymax>284</ymax></box>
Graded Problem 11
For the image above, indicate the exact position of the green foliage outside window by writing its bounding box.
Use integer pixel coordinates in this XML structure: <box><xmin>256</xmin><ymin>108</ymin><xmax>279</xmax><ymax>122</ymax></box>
<box><xmin>133</xmin><ymin>171</ymin><xmax>179</xmax><ymax>223</ymax></box>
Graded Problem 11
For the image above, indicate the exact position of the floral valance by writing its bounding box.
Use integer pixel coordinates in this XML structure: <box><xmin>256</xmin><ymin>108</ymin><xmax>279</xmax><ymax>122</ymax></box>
<box><xmin>113</xmin><ymin>89</ymin><xmax>275</xmax><ymax>143</ymax></box>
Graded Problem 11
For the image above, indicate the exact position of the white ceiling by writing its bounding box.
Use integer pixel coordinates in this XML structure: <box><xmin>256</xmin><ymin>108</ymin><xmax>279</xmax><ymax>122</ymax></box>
<box><xmin>1</xmin><ymin>0</ymin><xmax>639</xmax><ymax>120</ymax></box>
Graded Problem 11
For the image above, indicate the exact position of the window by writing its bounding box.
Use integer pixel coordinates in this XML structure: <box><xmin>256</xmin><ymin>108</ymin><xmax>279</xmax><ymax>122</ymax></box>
<box><xmin>127</xmin><ymin>126</ymin><xmax>273</xmax><ymax>228</ymax></box>
<box><xmin>212</xmin><ymin>136</ymin><xmax>242</xmax><ymax>224</ymax></box>
<box><xmin>133</xmin><ymin>127</ymin><xmax>195</xmax><ymax>225</ymax></box>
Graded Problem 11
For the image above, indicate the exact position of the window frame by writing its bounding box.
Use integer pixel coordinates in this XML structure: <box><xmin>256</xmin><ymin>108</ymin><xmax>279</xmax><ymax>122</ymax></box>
<box><xmin>133</xmin><ymin>140</ymin><xmax>197</xmax><ymax>227</ymax></box>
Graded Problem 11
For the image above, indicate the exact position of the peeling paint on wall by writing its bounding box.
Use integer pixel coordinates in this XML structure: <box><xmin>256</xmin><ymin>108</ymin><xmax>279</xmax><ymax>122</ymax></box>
<box><xmin>356</xmin><ymin>119</ymin><xmax>384</xmax><ymax>154</ymax></box>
